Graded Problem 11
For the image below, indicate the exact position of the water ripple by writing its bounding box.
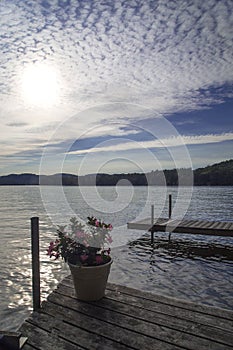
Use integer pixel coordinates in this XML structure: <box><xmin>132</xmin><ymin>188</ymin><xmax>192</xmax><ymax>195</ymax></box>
<box><xmin>0</xmin><ymin>185</ymin><xmax>233</xmax><ymax>331</ymax></box>
<box><xmin>109</xmin><ymin>235</ymin><xmax>233</xmax><ymax>310</ymax></box>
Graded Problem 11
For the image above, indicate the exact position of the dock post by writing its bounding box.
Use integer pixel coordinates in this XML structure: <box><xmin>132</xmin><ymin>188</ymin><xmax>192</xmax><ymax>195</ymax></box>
<box><xmin>31</xmin><ymin>217</ymin><xmax>40</xmax><ymax>311</ymax></box>
<box><xmin>151</xmin><ymin>231</ymin><xmax>154</xmax><ymax>245</ymax></box>
<box><xmin>151</xmin><ymin>205</ymin><xmax>154</xmax><ymax>225</ymax></box>
<box><xmin>169</xmin><ymin>194</ymin><xmax>172</xmax><ymax>219</ymax></box>
<box><xmin>151</xmin><ymin>205</ymin><xmax>154</xmax><ymax>245</ymax></box>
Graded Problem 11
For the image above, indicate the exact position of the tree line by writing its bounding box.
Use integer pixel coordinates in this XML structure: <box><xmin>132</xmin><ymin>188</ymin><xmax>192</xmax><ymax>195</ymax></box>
<box><xmin>0</xmin><ymin>159</ymin><xmax>232</xmax><ymax>186</ymax></box>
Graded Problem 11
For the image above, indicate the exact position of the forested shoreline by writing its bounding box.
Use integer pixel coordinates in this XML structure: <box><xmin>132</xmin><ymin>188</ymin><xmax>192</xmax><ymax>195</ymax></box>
<box><xmin>0</xmin><ymin>159</ymin><xmax>232</xmax><ymax>186</ymax></box>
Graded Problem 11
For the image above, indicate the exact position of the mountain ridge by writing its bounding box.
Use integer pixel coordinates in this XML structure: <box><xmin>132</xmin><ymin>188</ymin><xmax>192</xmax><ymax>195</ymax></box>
<box><xmin>0</xmin><ymin>159</ymin><xmax>232</xmax><ymax>186</ymax></box>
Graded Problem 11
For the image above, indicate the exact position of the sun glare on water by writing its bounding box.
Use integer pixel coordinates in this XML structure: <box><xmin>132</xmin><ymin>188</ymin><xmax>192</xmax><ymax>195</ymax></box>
<box><xmin>21</xmin><ymin>63</ymin><xmax>60</xmax><ymax>108</ymax></box>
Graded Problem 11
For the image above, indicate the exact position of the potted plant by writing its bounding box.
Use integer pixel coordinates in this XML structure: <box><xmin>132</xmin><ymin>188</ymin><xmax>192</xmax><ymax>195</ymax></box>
<box><xmin>47</xmin><ymin>216</ymin><xmax>113</xmax><ymax>301</ymax></box>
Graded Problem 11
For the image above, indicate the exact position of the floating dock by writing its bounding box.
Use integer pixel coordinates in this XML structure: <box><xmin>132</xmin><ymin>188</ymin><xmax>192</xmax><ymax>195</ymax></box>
<box><xmin>128</xmin><ymin>217</ymin><xmax>233</xmax><ymax>243</ymax></box>
<box><xmin>18</xmin><ymin>275</ymin><xmax>233</xmax><ymax>350</ymax></box>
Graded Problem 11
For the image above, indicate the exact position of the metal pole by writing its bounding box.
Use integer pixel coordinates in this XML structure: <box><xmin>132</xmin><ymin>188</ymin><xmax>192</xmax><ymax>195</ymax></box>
<box><xmin>151</xmin><ymin>204</ymin><xmax>154</xmax><ymax>225</ymax></box>
<box><xmin>169</xmin><ymin>194</ymin><xmax>172</xmax><ymax>219</ymax></box>
<box><xmin>31</xmin><ymin>217</ymin><xmax>40</xmax><ymax>311</ymax></box>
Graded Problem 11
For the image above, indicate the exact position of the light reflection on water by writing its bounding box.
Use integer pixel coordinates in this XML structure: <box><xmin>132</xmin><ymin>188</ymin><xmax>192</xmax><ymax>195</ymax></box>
<box><xmin>0</xmin><ymin>186</ymin><xmax>232</xmax><ymax>331</ymax></box>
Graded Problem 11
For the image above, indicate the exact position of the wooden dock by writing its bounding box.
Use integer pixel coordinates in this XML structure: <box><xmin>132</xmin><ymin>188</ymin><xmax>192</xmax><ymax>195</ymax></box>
<box><xmin>128</xmin><ymin>217</ymin><xmax>233</xmax><ymax>243</ymax></box>
<box><xmin>18</xmin><ymin>275</ymin><xmax>233</xmax><ymax>350</ymax></box>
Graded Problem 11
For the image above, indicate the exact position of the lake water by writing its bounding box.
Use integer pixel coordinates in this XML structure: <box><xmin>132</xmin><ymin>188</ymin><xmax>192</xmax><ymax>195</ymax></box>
<box><xmin>0</xmin><ymin>185</ymin><xmax>233</xmax><ymax>331</ymax></box>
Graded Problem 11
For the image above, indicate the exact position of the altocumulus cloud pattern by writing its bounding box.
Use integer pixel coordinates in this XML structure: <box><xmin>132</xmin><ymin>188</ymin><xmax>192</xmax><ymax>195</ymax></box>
<box><xmin>1</xmin><ymin>0</ymin><xmax>233</xmax><ymax>112</ymax></box>
<box><xmin>0</xmin><ymin>0</ymin><xmax>233</xmax><ymax>174</ymax></box>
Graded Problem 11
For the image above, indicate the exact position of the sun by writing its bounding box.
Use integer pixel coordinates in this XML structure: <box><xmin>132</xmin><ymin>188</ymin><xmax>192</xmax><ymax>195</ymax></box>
<box><xmin>21</xmin><ymin>63</ymin><xmax>60</xmax><ymax>107</ymax></box>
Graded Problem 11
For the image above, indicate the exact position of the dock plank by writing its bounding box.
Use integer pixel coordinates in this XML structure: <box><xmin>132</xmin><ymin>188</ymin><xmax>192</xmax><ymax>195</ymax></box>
<box><xmin>225</xmin><ymin>222</ymin><xmax>233</xmax><ymax>230</ymax></box>
<box><xmin>25</xmin><ymin>311</ymin><xmax>131</xmax><ymax>350</ymax></box>
<box><xmin>21</xmin><ymin>345</ymin><xmax>36</xmax><ymax>350</ymax></box>
<box><xmin>19</xmin><ymin>279</ymin><xmax>233</xmax><ymax>350</ymax></box>
<box><xmin>20</xmin><ymin>320</ymin><xmax>83</xmax><ymax>350</ymax></box>
<box><xmin>43</xmin><ymin>295</ymin><xmax>183</xmax><ymax>350</ymax></box>
<box><xmin>61</xmin><ymin>277</ymin><xmax>233</xmax><ymax>329</ymax></box>
<box><xmin>128</xmin><ymin>217</ymin><xmax>233</xmax><ymax>240</ymax></box>
<box><xmin>55</xmin><ymin>282</ymin><xmax>233</xmax><ymax>347</ymax></box>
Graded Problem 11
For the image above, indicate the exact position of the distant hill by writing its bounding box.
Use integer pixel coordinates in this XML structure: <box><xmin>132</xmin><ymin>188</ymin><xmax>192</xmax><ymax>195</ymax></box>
<box><xmin>0</xmin><ymin>173</ymin><xmax>39</xmax><ymax>185</ymax></box>
<box><xmin>194</xmin><ymin>159</ymin><xmax>233</xmax><ymax>186</ymax></box>
<box><xmin>0</xmin><ymin>159</ymin><xmax>232</xmax><ymax>186</ymax></box>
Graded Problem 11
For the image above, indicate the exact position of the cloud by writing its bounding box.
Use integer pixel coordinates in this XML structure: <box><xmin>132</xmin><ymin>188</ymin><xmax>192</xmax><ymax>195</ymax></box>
<box><xmin>68</xmin><ymin>132</ymin><xmax>233</xmax><ymax>155</ymax></box>
<box><xmin>6</xmin><ymin>122</ymin><xmax>28</xmax><ymax>127</ymax></box>
<box><xmin>1</xmin><ymin>0</ymin><xmax>233</xmax><ymax>116</ymax></box>
<box><xmin>0</xmin><ymin>0</ymin><xmax>233</xmax><ymax>173</ymax></box>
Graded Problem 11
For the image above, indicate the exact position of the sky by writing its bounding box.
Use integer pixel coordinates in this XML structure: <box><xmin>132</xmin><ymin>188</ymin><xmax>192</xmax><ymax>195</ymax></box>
<box><xmin>0</xmin><ymin>0</ymin><xmax>233</xmax><ymax>176</ymax></box>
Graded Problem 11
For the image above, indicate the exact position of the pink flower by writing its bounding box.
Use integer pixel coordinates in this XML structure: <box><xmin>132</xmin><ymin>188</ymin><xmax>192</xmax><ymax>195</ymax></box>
<box><xmin>95</xmin><ymin>255</ymin><xmax>103</xmax><ymax>265</ymax></box>
<box><xmin>80</xmin><ymin>254</ymin><xmax>88</xmax><ymax>262</ymax></box>
<box><xmin>76</xmin><ymin>231</ymin><xmax>84</xmax><ymax>238</ymax></box>
<box><xmin>107</xmin><ymin>236</ymin><xmax>113</xmax><ymax>244</ymax></box>
<box><xmin>47</xmin><ymin>241</ymin><xmax>56</xmax><ymax>255</ymax></box>
<box><xmin>48</xmin><ymin>216</ymin><xmax>113</xmax><ymax>265</ymax></box>
<box><xmin>83</xmin><ymin>240</ymin><xmax>90</xmax><ymax>247</ymax></box>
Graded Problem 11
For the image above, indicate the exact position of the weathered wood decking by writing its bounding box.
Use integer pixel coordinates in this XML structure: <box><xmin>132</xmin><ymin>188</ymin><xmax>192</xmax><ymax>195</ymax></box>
<box><xmin>128</xmin><ymin>217</ymin><xmax>233</xmax><ymax>243</ymax></box>
<box><xmin>19</xmin><ymin>276</ymin><xmax>233</xmax><ymax>350</ymax></box>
